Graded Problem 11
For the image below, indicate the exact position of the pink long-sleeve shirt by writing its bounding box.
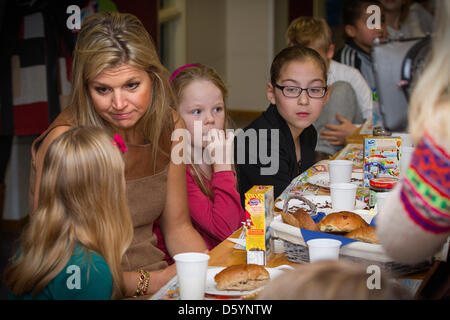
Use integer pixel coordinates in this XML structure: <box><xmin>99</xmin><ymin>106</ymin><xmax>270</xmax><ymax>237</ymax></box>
<box><xmin>186</xmin><ymin>168</ymin><xmax>245</xmax><ymax>250</ymax></box>
<box><xmin>153</xmin><ymin>167</ymin><xmax>245</xmax><ymax>263</ymax></box>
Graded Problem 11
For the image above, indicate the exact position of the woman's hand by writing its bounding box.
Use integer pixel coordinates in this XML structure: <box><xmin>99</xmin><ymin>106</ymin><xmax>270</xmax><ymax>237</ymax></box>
<box><xmin>320</xmin><ymin>113</ymin><xmax>358</xmax><ymax>146</ymax></box>
<box><xmin>204</xmin><ymin>128</ymin><xmax>235</xmax><ymax>172</ymax></box>
<box><xmin>122</xmin><ymin>264</ymin><xmax>177</xmax><ymax>297</ymax></box>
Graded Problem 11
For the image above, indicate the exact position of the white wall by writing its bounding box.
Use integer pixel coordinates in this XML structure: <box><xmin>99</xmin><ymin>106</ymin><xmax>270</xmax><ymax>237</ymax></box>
<box><xmin>185</xmin><ymin>0</ymin><xmax>289</xmax><ymax>112</ymax></box>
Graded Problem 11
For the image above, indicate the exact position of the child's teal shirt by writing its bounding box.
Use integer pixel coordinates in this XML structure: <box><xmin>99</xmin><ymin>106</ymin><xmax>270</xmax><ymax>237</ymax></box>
<box><xmin>8</xmin><ymin>245</ymin><xmax>113</xmax><ymax>300</ymax></box>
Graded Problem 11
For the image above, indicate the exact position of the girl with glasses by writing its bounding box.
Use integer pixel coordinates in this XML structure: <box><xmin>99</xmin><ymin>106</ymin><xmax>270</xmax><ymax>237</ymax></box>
<box><xmin>235</xmin><ymin>45</ymin><xmax>330</xmax><ymax>202</ymax></box>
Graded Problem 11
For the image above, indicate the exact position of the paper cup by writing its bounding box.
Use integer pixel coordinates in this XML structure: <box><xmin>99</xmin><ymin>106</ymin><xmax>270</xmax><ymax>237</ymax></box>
<box><xmin>307</xmin><ymin>239</ymin><xmax>342</xmax><ymax>263</ymax></box>
<box><xmin>400</xmin><ymin>146</ymin><xmax>415</xmax><ymax>178</ymax></box>
<box><xmin>173</xmin><ymin>252</ymin><xmax>210</xmax><ymax>300</ymax></box>
<box><xmin>328</xmin><ymin>160</ymin><xmax>353</xmax><ymax>183</ymax></box>
<box><xmin>330</xmin><ymin>183</ymin><xmax>358</xmax><ymax>211</ymax></box>
<box><xmin>376</xmin><ymin>191</ymin><xmax>392</xmax><ymax>214</ymax></box>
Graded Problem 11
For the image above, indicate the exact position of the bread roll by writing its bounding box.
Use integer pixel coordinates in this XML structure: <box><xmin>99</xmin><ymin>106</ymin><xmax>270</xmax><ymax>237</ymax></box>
<box><xmin>214</xmin><ymin>264</ymin><xmax>270</xmax><ymax>291</ymax></box>
<box><xmin>317</xmin><ymin>211</ymin><xmax>368</xmax><ymax>233</ymax></box>
<box><xmin>281</xmin><ymin>208</ymin><xmax>319</xmax><ymax>231</ymax></box>
<box><xmin>345</xmin><ymin>226</ymin><xmax>379</xmax><ymax>244</ymax></box>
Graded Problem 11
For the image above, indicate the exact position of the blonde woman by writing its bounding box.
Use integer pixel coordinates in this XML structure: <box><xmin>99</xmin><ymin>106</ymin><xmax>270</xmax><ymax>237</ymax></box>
<box><xmin>154</xmin><ymin>64</ymin><xmax>244</xmax><ymax>259</ymax></box>
<box><xmin>5</xmin><ymin>127</ymin><xmax>133</xmax><ymax>299</ymax></box>
<box><xmin>377</xmin><ymin>0</ymin><xmax>449</xmax><ymax>266</ymax></box>
<box><xmin>28</xmin><ymin>12</ymin><xmax>207</xmax><ymax>296</ymax></box>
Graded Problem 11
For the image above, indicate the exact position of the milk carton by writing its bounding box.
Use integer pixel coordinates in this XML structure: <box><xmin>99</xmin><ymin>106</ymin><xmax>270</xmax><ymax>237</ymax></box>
<box><xmin>244</xmin><ymin>185</ymin><xmax>274</xmax><ymax>266</ymax></box>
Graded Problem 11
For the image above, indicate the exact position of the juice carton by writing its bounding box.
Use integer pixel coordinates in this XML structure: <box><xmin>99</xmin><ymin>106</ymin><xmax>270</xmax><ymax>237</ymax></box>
<box><xmin>363</xmin><ymin>136</ymin><xmax>402</xmax><ymax>187</ymax></box>
<box><xmin>245</xmin><ymin>185</ymin><xmax>274</xmax><ymax>266</ymax></box>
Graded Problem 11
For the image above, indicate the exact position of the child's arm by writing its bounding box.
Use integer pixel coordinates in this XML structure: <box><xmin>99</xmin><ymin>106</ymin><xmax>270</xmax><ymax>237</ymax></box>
<box><xmin>187</xmin><ymin>169</ymin><xmax>245</xmax><ymax>243</ymax></box>
<box><xmin>320</xmin><ymin>114</ymin><xmax>359</xmax><ymax>146</ymax></box>
<box><xmin>377</xmin><ymin>132</ymin><xmax>450</xmax><ymax>264</ymax></box>
<box><xmin>159</xmin><ymin>111</ymin><xmax>208</xmax><ymax>256</ymax></box>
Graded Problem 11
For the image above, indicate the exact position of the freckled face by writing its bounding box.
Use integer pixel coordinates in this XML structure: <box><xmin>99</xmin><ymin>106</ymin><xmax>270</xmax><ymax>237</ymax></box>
<box><xmin>88</xmin><ymin>64</ymin><xmax>152</xmax><ymax>131</ymax></box>
<box><xmin>177</xmin><ymin>80</ymin><xmax>225</xmax><ymax>149</ymax></box>
<box><xmin>267</xmin><ymin>59</ymin><xmax>329</xmax><ymax>137</ymax></box>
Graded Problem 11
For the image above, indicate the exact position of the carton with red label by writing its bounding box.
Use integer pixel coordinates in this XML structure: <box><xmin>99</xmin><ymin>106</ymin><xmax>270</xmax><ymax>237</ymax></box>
<box><xmin>244</xmin><ymin>185</ymin><xmax>274</xmax><ymax>265</ymax></box>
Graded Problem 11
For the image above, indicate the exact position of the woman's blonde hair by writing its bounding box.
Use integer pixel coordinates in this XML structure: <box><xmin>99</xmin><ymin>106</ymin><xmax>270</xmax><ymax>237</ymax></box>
<box><xmin>408</xmin><ymin>0</ymin><xmax>450</xmax><ymax>143</ymax></box>
<box><xmin>257</xmin><ymin>260</ymin><xmax>411</xmax><ymax>300</ymax></box>
<box><xmin>5</xmin><ymin>127</ymin><xmax>133</xmax><ymax>299</ymax></box>
<box><xmin>171</xmin><ymin>64</ymin><xmax>234</xmax><ymax>199</ymax></box>
<box><xmin>70</xmin><ymin>12</ymin><xmax>174</xmax><ymax>160</ymax></box>
<box><xmin>286</xmin><ymin>16</ymin><xmax>333</xmax><ymax>52</ymax></box>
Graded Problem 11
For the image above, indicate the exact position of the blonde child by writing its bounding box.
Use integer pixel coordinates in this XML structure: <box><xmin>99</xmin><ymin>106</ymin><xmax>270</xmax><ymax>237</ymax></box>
<box><xmin>257</xmin><ymin>260</ymin><xmax>411</xmax><ymax>300</ymax></box>
<box><xmin>5</xmin><ymin>127</ymin><xmax>133</xmax><ymax>299</ymax></box>
<box><xmin>154</xmin><ymin>64</ymin><xmax>244</xmax><ymax>255</ymax></box>
<box><xmin>286</xmin><ymin>16</ymin><xmax>369</xmax><ymax>154</ymax></box>
<box><xmin>235</xmin><ymin>45</ymin><xmax>330</xmax><ymax>201</ymax></box>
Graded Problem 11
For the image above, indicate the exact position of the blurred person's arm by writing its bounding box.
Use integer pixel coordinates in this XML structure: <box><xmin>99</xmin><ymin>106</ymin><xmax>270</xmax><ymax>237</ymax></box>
<box><xmin>376</xmin><ymin>131</ymin><xmax>450</xmax><ymax>264</ymax></box>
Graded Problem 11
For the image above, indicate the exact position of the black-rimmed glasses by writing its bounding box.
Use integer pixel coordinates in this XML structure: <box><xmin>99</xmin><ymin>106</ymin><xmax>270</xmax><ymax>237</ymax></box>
<box><xmin>274</xmin><ymin>84</ymin><xmax>327</xmax><ymax>98</ymax></box>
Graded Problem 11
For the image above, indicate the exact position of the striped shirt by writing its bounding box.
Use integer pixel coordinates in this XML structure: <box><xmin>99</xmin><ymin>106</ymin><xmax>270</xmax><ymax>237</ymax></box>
<box><xmin>335</xmin><ymin>41</ymin><xmax>377</xmax><ymax>90</ymax></box>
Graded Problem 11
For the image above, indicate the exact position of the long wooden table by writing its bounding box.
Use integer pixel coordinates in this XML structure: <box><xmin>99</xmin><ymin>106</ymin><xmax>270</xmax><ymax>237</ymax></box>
<box><xmin>207</xmin><ymin>141</ymin><xmax>442</xmax><ymax>299</ymax></box>
<box><xmin>146</xmin><ymin>139</ymin><xmax>443</xmax><ymax>300</ymax></box>
<box><xmin>208</xmin><ymin>227</ymin><xmax>294</xmax><ymax>268</ymax></box>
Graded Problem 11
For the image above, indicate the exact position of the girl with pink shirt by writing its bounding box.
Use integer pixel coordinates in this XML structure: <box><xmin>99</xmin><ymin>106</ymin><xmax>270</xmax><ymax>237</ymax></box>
<box><xmin>154</xmin><ymin>64</ymin><xmax>245</xmax><ymax>260</ymax></box>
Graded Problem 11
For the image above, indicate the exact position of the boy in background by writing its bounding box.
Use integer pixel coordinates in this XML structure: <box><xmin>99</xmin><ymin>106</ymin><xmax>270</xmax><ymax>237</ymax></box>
<box><xmin>335</xmin><ymin>0</ymin><xmax>386</xmax><ymax>90</ymax></box>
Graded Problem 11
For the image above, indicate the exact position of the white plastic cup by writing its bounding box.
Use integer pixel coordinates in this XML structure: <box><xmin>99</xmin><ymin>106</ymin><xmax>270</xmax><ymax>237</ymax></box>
<box><xmin>173</xmin><ymin>252</ymin><xmax>210</xmax><ymax>300</ymax></box>
<box><xmin>330</xmin><ymin>183</ymin><xmax>358</xmax><ymax>210</ymax></box>
<box><xmin>375</xmin><ymin>191</ymin><xmax>392</xmax><ymax>214</ymax></box>
<box><xmin>307</xmin><ymin>239</ymin><xmax>342</xmax><ymax>263</ymax></box>
<box><xmin>328</xmin><ymin>160</ymin><xmax>353</xmax><ymax>183</ymax></box>
<box><xmin>400</xmin><ymin>146</ymin><xmax>415</xmax><ymax>178</ymax></box>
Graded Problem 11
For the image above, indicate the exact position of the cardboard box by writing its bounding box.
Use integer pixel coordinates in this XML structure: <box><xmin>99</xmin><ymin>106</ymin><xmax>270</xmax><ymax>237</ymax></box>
<box><xmin>363</xmin><ymin>136</ymin><xmax>401</xmax><ymax>187</ymax></box>
<box><xmin>244</xmin><ymin>186</ymin><xmax>274</xmax><ymax>266</ymax></box>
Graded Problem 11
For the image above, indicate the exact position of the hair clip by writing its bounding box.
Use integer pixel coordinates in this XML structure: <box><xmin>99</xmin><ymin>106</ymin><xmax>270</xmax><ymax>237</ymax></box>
<box><xmin>169</xmin><ymin>63</ymin><xmax>200</xmax><ymax>83</ymax></box>
<box><xmin>112</xmin><ymin>134</ymin><xmax>128</xmax><ymax>153</ymax></box>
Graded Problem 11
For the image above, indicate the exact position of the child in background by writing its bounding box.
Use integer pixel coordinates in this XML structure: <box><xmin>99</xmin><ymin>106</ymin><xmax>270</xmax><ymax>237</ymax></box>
<box><xmin>286</xmin><ymin>16</ymin><xmax>368</xmax><ymax>156</ymax></box>
<box><xmin>235</xmin><ymin>45</ymin><xmax>330</xmax><ymax>202</ymax></box>
<box><xmin>335</xmin><ymin>0</ymin><xmax>386</xmax><ymax>90</ymax></box>
<box><xmin>154</xmin><ymin>64</ymin><xmax>244</xmax><ymax>255</ymax></box>
<box><xmin>5</xmin><ymin>127</ymin><xmax>134</xmax><ymax>299</ymax></box>
<box><xmin>380</xmin><ymin>0</ymin><xmax>433</xmax><ymax>38</ymax></box>
<box><xmin>257</xmin><ymin>260</ymin><xmax>411</xmax><ymax>300</ymax></box>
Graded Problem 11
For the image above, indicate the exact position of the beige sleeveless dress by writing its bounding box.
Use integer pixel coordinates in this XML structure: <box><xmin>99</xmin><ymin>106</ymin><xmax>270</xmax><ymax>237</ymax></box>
<box><xmin>30</xmin><ymin>107</ymin><xmax>170</xmax><ymax>272</ymax></box>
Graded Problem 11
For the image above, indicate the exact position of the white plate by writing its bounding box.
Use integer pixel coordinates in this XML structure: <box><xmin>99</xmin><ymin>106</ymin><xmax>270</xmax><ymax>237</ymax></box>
<box><xmin>205</xmin><ymin>265</ymin><xmax>294</xmax><ymax>296</ymax></box>
<box><xmin>306</xmin><ymin>172</ymin><xmax>364</xmax><ymax>189</ymax></box>
<box><xmin>275</xmin><ymin>195</ymin><xmax>367</xmax><ymax>213</ymax></box>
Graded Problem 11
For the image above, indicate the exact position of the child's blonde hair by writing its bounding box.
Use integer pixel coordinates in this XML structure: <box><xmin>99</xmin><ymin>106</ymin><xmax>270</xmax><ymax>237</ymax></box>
<box><xmin>257</xmin><ymin>260</ymin><xmax>411</xmax><ymax>300</ymax></box>
<box><xmin>286</xmin><ymin>16</ymin><xmax>333</xmax><ymax>52</ymax></box>
<box><xmin>408</xmin><ymin>0</ymin><xmax>450</xmax><ymax>143</ymax></box>
<box><xmin>5</xmin><ymin>127</ymin><xmax>133</xmax><ymax>299</ymax></box>
<box><xmin>171</xmin><ymin>64</ymin><xmax>234</xmax><ymax>199</ymax></box>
